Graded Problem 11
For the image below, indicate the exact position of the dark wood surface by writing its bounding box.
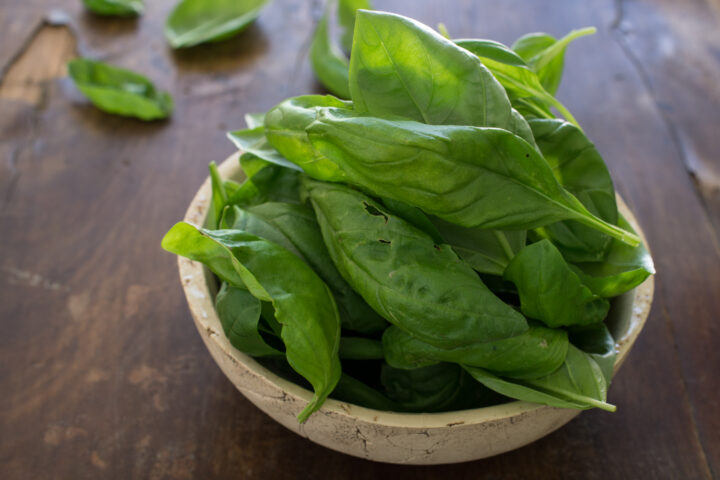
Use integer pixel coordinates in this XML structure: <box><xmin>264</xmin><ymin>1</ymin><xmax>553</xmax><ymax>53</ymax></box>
<box><xmin>1</xmin><ymin>0</ymin><xmax>718</xmax><ymax>478</ymax></box>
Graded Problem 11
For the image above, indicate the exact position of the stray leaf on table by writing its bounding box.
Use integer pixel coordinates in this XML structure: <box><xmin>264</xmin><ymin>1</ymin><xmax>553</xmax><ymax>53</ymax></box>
<box><xmin>82</xmin><ymin>0</ymin><xmax>143</xmax><ymax>16</ymax></box>
<box><xmin>67</xmin><ymin>58</ymin><xmax>172</xmax><ymax>120</ymax></box>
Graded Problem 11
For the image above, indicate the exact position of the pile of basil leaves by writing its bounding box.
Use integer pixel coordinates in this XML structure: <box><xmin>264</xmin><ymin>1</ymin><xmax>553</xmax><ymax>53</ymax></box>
<box><xmin>162</xmin><ymin>10</ymin><xmax>654</xmax><ymax>423</ymax></box>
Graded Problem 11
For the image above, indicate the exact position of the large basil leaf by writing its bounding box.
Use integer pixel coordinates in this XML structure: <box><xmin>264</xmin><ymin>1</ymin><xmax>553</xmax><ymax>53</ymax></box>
<box><xmin>465</xmin><ymin>345</ymin><xmax>614</xmax><ymax>411</ymax></box>
<box><xmin>530</xmin><ymin>118</ymin><xmax>618</xmax><ymax>261</ymax></box>
<box><xmin>309</xmin><ymin>6</ymin><xmax>351</xmax><ymax>99</ymax></box>
<box><xmin>67</xmin><ymin>59</ymin><xmax>172</xmax><ymax>120</ymax></box>
<box><xmin>222</xmin><ymin>202</ymin><xmax>387</xmax><ymax>333</ymax></box>
<box><xmin>162</xmin><ymin>223</ymin><xmax>341</xmax><ymax>422</ymax></box>
<box><xmin>383</xmin><ymin>323</ymin><xmax>568</xmax><ymax>380</ymax></box>
<box><xmin>165</xmin><ymin>0</ymin><xmax>269</xmax><ymax>49</ymax></box>
<box><xmin>264</xmin><ymin>95</ymin><xmax>352</xmax><ymax>181</ymax></box>
<box><xmin>305</xmin><ymin>179</ymin><xmax>528</xmax><ymax>348</ymax></box>
<box><xmin>455</xmin><ymin>38</ymin><xmax>579</xmax><ymax>128</ymax></box>
<box><xmin>504</xmin><ymin>239</ymin><xmax>610</xmax><ymax>328</ymax></box>
<box><xmin>349</xmin><ymin>10</ymin><xmax>512</xmax><ymax>128</ymax></box>
<box><xmin>572</xmin><ymin>214</ymin><xmax>655</xmax><ymax>297</ymax></box>
<box><xmin>512</xmin><ymin>27</ymin><xmax>596</xmax><ymax>95</ymax></box>
<box><xmin>83</xmin><ymin>0</ymin><xmax>143</xmax><ymax>16</ymax></box>
<box><xmin>307</xmin><ymin>108</ymin><xmax>640</xmax><ymax>245</ymax></box>
<box><xmin>215</xmin><ymin>283</ymin><xmax>282</xmax><ymax>357</ymax></box>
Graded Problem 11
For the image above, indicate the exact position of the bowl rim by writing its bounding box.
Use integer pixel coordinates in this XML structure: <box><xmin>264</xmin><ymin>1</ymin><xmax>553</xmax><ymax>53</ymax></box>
<box><xmin>177</xmin><ymin>153</ymin><xmax>655</xmax><ymax>429</ymax></box>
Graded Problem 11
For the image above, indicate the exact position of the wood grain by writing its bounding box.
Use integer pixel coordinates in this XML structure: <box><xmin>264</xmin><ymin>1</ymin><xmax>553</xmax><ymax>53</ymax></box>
<box><xmin>0</xmin><ymin>0</ymin><xmax>718</xmax><ymax>478</ymax></box>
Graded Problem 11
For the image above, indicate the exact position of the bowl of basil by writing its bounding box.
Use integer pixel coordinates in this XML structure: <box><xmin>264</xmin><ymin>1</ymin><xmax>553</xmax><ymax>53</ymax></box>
<box><xmin>162</xmin><ymin>10</ymin><xmax>655</xmax><ymax>464</ymax></box>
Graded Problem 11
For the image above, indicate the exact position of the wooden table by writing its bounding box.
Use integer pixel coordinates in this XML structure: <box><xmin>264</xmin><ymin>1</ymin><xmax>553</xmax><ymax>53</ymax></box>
<box><xmin>1</xmin><ymin>0</ymin><xmax>718</xmax><ymax>478</ymax></box>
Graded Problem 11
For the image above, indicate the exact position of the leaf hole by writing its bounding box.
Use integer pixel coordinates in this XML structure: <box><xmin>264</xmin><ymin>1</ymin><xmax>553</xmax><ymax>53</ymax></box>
<box><xmin>378</xmin><ymin>239</ymin><xmax>391</xmax><ymax>244</ymax></box>
<box><xmin>363</xmin><ymin>202</ymin><xmax>388</xmax><ymax>223</ymax></box>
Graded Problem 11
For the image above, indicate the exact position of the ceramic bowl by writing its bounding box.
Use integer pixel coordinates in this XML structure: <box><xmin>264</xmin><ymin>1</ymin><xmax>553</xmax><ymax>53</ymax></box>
<box><xmin>175</xmin><ymin>154</ymin><xmax>654</xmax><ymax>465</ymax></box>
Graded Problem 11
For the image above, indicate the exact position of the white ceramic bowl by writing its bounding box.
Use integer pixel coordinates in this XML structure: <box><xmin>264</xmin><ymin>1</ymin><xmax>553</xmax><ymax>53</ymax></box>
<box><xmin>176</xmin><ymin>154</ymin><xmax>654</xmax><ymax>465</ymax></box>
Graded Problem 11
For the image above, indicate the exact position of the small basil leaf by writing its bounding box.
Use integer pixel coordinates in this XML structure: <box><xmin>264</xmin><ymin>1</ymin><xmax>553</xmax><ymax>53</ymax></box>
<box><xmin>244</xmin><ymin>112</ymin><xmax>266</xmax><ymax>129</ymax></box>
<box><xmin>215</xmin><ymin>283</ymin><xmax>283</xmax><ymax>357</ymax></box>
<box><xmin>67</xmin><ymin>58</ymin><xmax>172</xmax><ymax>120</ymax></box>
<box><xmin>338</xmin><ymin>0</ymin><xmax>372</xmax><ymax>52</ymax></box>
<box><xmin>330</xmin><ymin>373</ymin><xmax>399</xmax><ymax>411</ymax></box>
<box><xmin>504</xmin><ymin>239</ymin><xmax>610</xmax><ymax>328</ymax></box>
<box><xmin>305</xmin><ymin>179</ymin><xmax>528</xmax><ymax>349</ymax></box>
<box><xmin>227</xmin><ymin>127</ymin><xmax>302</xmax><ymax>172</ymax></box>
<box><xmin>165</xmin><ymin>0</ymin><xmax>269</xmax><ymax>49</ymax></box>
<box><xmin>512</xmin><ymin>27</ymin><xmax>596</xmax><ymax>95</ymax></box>
<box><xmin>569</xmin><ymin>323</ymin><xmax>617</xmax><ymax>384</ymax></box>
<box><xmin>161</xmin><ymin>223</ymin><xmax>341</xmax><ymax>422</ymax></box>
<box><xmin>571</xmin><ymin>214</ymin><xmax>655</xmax><ymax>297</ymax></box>
<box><xmin>82</xmin><ymin>0</ymin><xmax>143</xmax><ymax>16</ymax></box>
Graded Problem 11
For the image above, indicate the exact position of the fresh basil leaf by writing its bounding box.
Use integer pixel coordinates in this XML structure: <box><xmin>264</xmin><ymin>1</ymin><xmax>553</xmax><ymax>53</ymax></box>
<box><xmin>381</xmin><ymin>363</ymin><xmax>469</xmax><ymax>412</ymax></box>
<box><xmin>465</xmin><ymin>345</ymin><xmax>614</xmax><ymax>411</ymax></box>
<box><xmin>82</xmin><ymin>0</ymin><xmax>143</xmax><ymax>16</ymax></box>
<box><xmin>307</xmin><ymin>108</ymin><xmax>640</xmax><ymax>246</ymax></box>
<box><xmin>380</xmin><ymin>198</ymin><xmax>444</xmax><ymax>244</ymax></box>
<box><xmin>569</xmin><ymin>323</ymin><xmax>617</xmax><ymax>384</ymax></box>
<box><xmin>222</xmin><ymin>202</ymin><xmax>387</xmax><ymax>333</ymax></box>
<box><xmin>340</xmin><ymin>337</ymin><xmax>384</xmax><ymax>360</ymax></box>
<box><xmin>161</xmin><ymin>223</ymin><xmax>341</xmax><ymax>422</ymax></box>
<box><xmin>222</xmin><ymin>155</ymin><xmax>301</xmax><ymax>209</ymax></box>
<box><xmin>456</xmin><ymin>38</ymin><xmax>580</xmax><ymax>128</ymax></box>
<box><xmin>264</xmin><ymin>95</ymin><xmax>352</xmax><ymax>181</ymax></box>
<box><xmin>383</xmin><ymin>323</ymin><xmax>568</xmax><ymax>380</ymax></box>
<box><xmin>227</xmin><ymin>127</ymin><xmax>302</xmax><ymax>172</ymax></box>
<box><xmin>512</xmin><ymin>27</ymin><xmax>596</xmax><ymax>95</ymax></box>
<box><xmin>244</xmin><ymin>112</ymin><xmax>266</xmax><ymax>129</ymax></box>
<box><xmin>504</xmin><ymin>239</ymin><xmax>610</xmax><ymax>328</ymax></box>
<box><xmin>208</xmin><ymin>161</ymin><xmax>228</xmax><ymax>229</ymax></box>
<box><xmin>349</xmin><ymin>10</ymin><xmax>512</xmax><ymax>128</ymax></box>
<box><xmin>571</xmin><ymin>214</ymin><xmax>655</xmax><ymax>297</ymax></box>
<box><xmin>310</xmin><ymin>5</ymin><xmax>351</xmax><ymax>99</ymax></box>
<box><xmin>215</xmin><ymin>283</ymin><xmax>283</xmax><ymax>356</ymax></box>
<box><xmin>305</xmin><ymin>179</ymin><xmax>528</xmax><ymax>349</ymax></box>
<box><xmin>530</xmin><ymin>118</ymin><xmax>618</xmax><ymax>261</ymax></box>
<box><xmin>331</xmin><ymin>373</ymin><xmax>398</xmax><ymax>411</ymax></box>
<box><xmin>338</xmin><ymin>0</ymin><xmax>372</xmax><ymax>51</ymax></box>
<box><xmin>165</xmin><ymin>0</ymin><xmax>269</xmax><ymax>49</ymax></box>
<box><xmin>67</xmin><ymin>58</ymin><xmax>172</xmax><ymax>120</ymax></box>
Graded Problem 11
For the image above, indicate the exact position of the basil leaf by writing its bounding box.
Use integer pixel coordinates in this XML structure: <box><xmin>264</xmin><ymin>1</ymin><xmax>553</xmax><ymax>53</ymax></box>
<box><xmin>227</xmin><ymin>127</ymin><xmax>302</xmax><ymax>172</ymax></box>
<box><xmin>504</xmin><ymin>239</ymin><xmax>610</xmax><ymax>328</ymax></box>
<box><xmin>222</xmin><ymin>202</ymin><xmax>387</xmax><ymax>333</ymax></box>
<box><xmin>530</xmin><ymin>118</ymin><xmax>618</xmax><ymax>261</ymax></box>
<box><xmin>512</xmin><ymin>27</ymin><xmax>596</xmax><ymax>95</ymax></box>
<box><xmin>82</xmin><ymin>0</ymin><xmax>143</xmax><ymax>16</ymax></box>
<box><xmin>381</xmin><ymin>363</ymin><xmax>469</xmax><ymax>412</ymax></box>
<box><xmin>264</xmin><ymin>95</ymin><xmax>352</xmax><ymax>181</ymax></box>
<box><xmin>571</xmin><ymin>214</ymin><xmax>655</xmax><ymax>297</ymax></box>
<box><xmin>338</xmin><ymin>0</ymin><xmax>372</xmax><ymax>52</ymax></box>
<box><xmin>307</xmin><ymin>108</ymin><xmax>640</xmax><ymax>246</ymax></box>
<box><xmin>67</xmin><ymin>58</ymin><xmax>172</xmax><ymax>120</ymax></box>
<box><xmin>569</xmin><ymin>323</ymin><xmax>617</xmax><ymax>384</ymax></box>
<box><xmin>339</xmin><ymin>337</ymin><xmax>384</xmax><ymax>360</ymax></box>
<box><xmin>383</xmin><ymin>323</ymin><xmax>568</xmax><ymax>380</ymax></box>
<box><xmin>465</xmin><ymin>345</ymin><xmax>615</xmax><ymax>411</ymax></box>
<box><xmin>310</xmin><ymin>5</ymin><xmax>351</xmax><ymax>99</ymax></box>
<box><xmin>165</xmin><ymin>0</ymin><xmax>269</xmax><ymax>49</ymax></box>
<box><xmin>161</xmin><ymin>223</ymin><xmax>341</xmax><ymax>422</ymax></box>
<box><xmin>244</xmin><ymin>112</ymin><xmax>265</xmax><ymax>129</ymax></box>
<box><xmin>215</xmin><ymin>283</ymin><xmax>282</xmax><ymax>357</ymax></box>
<box><xmin>349</xmin><ymin>10</ymin><xmax>512</xmax><ymax>128</ymax></box>
<box><xmin>305</xmin><ymin>179</ymin><xmax>528</xmax><ymax>349</ymax></box>
<box><xmin>331</xmin><ymin>373</ymin><xmax>398</xmax><ymax>411</ymax></box>
<box><xmin>224</xmin><ymin>156</ymin><xmax>301</xmax><ymax>209</ymax></box>
<box><xmin>456</xmin><ymin>38</ymin><xmax>579</xmax><ymax>128</ymax></box>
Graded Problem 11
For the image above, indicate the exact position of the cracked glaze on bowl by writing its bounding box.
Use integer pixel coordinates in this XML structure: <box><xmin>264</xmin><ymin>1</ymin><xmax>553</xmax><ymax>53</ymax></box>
<box><xmin>176</xmin><ymin>154</ymin><xmax>654</xmax><ymax>465</ymax></box>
